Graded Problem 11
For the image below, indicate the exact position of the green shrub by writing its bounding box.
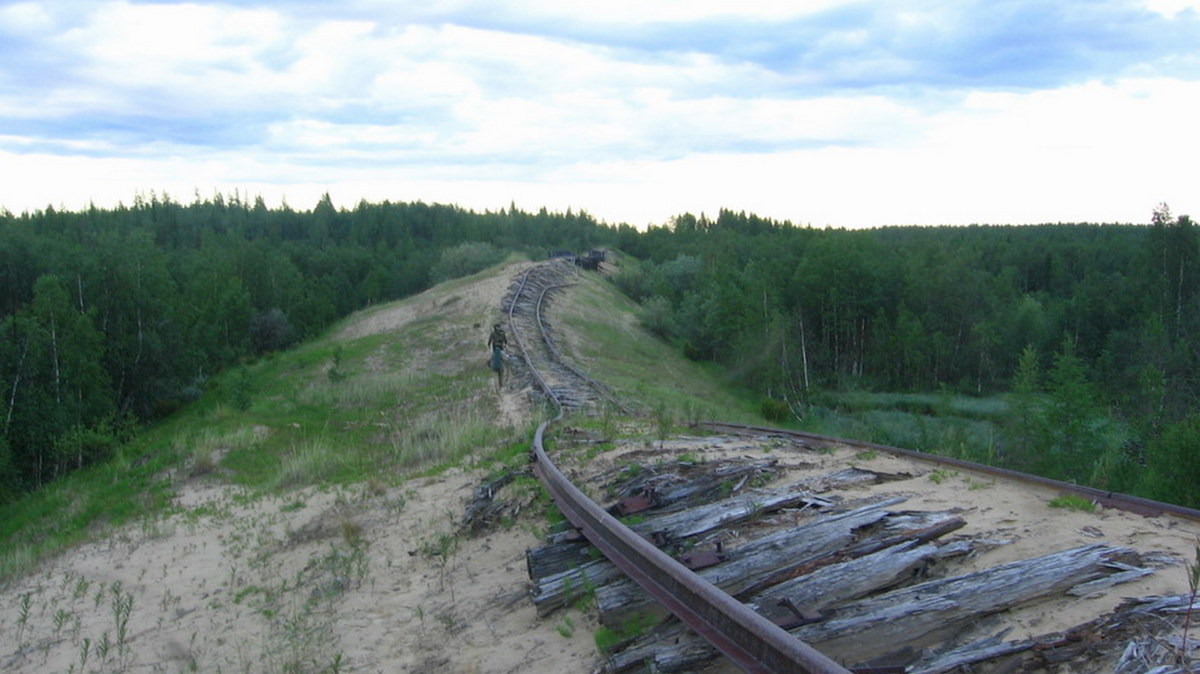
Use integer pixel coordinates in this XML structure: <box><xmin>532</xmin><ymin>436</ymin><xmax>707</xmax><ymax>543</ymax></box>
<box><xmin>1047</xmin><ymin>494</ymin><xmax>1096</xmax><ymax>512</ymax></box>
<box><xmin>760</xmin><ymin>397</ymin><xmax>790</xmax><ymax>423</ymax></box>
<box><xmin>430</xmin><ymin>242</ymin><xmax>506</xmax><ymax>282</ymax></box>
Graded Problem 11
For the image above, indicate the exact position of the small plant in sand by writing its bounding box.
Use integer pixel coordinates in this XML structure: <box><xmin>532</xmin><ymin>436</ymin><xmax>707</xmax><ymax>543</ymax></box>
<box><xmin>338</xmin><ymin>513</ymin><xmax>364</xmax><ymax>545</ymax></box>
<box><xmin>111</xmin><ymin>585</ymin><xmax>135</xmax><ymax>665</ymax></box>
<box><xmin>652</xmin><ymin>402</ymin><xmax>673</xmax><ymax>449</ymax></box>
<box><xmin>928</xmin><ymin>468</ymin><xmax>957</xmax><ymax>484</ymax></box>
<box><xmin>594</xmin><ymin>612</ymin><xmax>656</xmax><ymax>654</ymax></box>
<box><xmin>365</xmin><ymin>476</ymin><xmax>387</xmax><ymax>497</ymax></box>
<box><xmin>1047</xmin><ymin>493</ymin><xmax>1096</xmax><ymax>512</ymax></box>
<box><xmin>327</xmin><ymin>344</ymin><xmax>347</xmax><ymax>383</ymax></box>
<box><xmin>16</xmin><ymin>590</ymin><xmax>33</xmax><ymax>650</ymax></box>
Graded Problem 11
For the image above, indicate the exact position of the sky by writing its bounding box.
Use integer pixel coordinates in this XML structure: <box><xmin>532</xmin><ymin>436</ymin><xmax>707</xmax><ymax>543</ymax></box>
<box><xmin>1</xmin><ymin>0</ymin><xmax>1198</xmax><ymax>228</ymax></box>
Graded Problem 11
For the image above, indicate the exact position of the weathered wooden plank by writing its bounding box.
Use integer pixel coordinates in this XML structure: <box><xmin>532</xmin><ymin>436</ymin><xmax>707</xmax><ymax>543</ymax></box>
<box><xmin>906</xmin><ymin>632</ymin><xmax>1034</xmax><ymax>674</ymax></box>
<box><xmin>793</xmin><ymin>544</ymin><xmax>1141</xmax><ymax>662</ymax></box>
<box><xmin>526</xmin><ymin>540</ymin><xmax>595</xmax><ymax>580</ymax></box>
<box><xmin>608</xmin><ymin>544</ymin><xmax>1145</xmax><ymax>673</ymax></box>
<box><xmin>1065</xmin><ymin>561</ymin><xmax>1154</xmax><ymax>597</ymax></box>
<box><xmin>531</xmin><ymin>489</ymin><xmax>849</xmax><ymax>617</ymax></box>
<box><xmin>602</xmin><ymin>457</ymin><xmax>781</xmax><ymax>513</ymax></box>
<box><xmin>627</xmin><ymin>482</ymin><xmax>835</xmax><ymax>542</ymax></box>
<box><xmin>734</xmin><ymin>509</ymin><xmax>967</xmax><ymax>598</ymax></box>
<box><xmin>530</xmin><ymin>558</ymin><xmax>623</xmax><ymax>616</ymax></box>
<box><xmin>749</xmin><ymin>538</ymin><xmax>971</xmax><ymax>625</ymax></box>
<box><xmin>597</xmin><ymin>498</ymin><xmax>906</xmax><ymax>627</ymax></box>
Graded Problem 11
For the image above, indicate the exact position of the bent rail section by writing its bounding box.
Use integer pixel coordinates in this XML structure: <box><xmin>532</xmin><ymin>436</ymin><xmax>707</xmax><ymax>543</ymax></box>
<box><xmin>511</xmin><ymin>262</ymin><xmax>850</xmax><ymax>674</ymax></box>
<box><xmin>530</xmin><ymin>423</ymin><xmax>852</xmax><ymax>674</ymax></box>
<box><xmin>701</xmin><ymin>422</ymin><xmax>1200</xmax><ymax>522</ymax></box>
<box><xmin>513</xmin><ymin>259</ymin><xmax>1200</xmax><ymax>672</ymax></box>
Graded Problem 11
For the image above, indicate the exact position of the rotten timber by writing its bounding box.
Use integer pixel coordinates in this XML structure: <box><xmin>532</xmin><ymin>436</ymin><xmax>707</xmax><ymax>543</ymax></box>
<box><xmin>608</xmin><ymin>544</ymin><xmax>1153</xmax><ymax>672</ymax></box>
<box><xmin>601</xmin><ymin>457</ymin><xmax>782</xmax><ymax>514</ymax></box>
<box><xmin>595</xmin><ymin>499</ymin><xmax>963</xmax><ymax>627</ymax></box>
<box><xmin>528</xmin><ymin>476</ymin><xmax>840</xmax><ymax>616</ymax></box>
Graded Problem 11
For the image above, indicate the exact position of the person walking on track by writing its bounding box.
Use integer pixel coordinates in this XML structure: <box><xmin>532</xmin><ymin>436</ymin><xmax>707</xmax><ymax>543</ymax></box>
<box><xmin>487</xmin><ymin>322</ymin><xmax>508</xmax><ymax>389</ymax></box>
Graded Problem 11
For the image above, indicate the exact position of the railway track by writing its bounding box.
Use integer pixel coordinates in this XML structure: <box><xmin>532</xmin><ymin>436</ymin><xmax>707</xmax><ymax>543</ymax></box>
<box><xmin>700</xmin><ymin>422</ymin><xmax>1200</xmax><ymax>523</ymax></box>
<box><xmin>505</xmin><ymin>260</ymin><xmax>1200</xmax><ymax>674</ymax></box>
<box><xmin>508</xmin><ymin>261</ymin><xmax>852</xmax><ymax>674</ymax></box>
<box><xmin>505</xmin><ymin>261</ymin><xmax>630</xmax><ymax>415</ymax></box>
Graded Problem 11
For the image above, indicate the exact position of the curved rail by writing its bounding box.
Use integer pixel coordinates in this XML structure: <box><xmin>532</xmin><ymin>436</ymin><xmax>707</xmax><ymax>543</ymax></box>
<box><xmin>511</xmin><ymin>262</ymin><xmax>851</xmax><ymax>674</ymax></box>
<box><xmin>506</xmin><ymin>263</ymin><xmax>631</xmax><ymax>414</ymax></box>
<box><xmin>505</xmin><ymin>266</ymin><xmax>555</xmax><ymax>403</ymax></box>
<box><xmin>514</xmin><ymin>258</ymin><xmax>1200</xmax><ymax>672</ymax></box>
<box><xmin>701</xmin><ymin>421</ymin><xmax>1200</xmax><ymax>522</ymax></box>
<box><xmin>531</xmin><ymin>424</ymin><xmax>849</xmax><ymax>674</ymax></box>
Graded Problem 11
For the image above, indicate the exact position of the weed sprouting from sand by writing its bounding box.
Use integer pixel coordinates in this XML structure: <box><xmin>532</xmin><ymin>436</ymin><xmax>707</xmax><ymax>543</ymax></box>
<box><xmin>72</xmin><ymin>576</ymin><xmax>90</xmax><ymax>601</ymax></box>
<box><xmin>78</xmin><ymin>637</ymin><xmax>90</xmax><ymax>671</ymax></box>
<box><xmin>110</xmin><ymin>585</ymin><xmax>134</xmax><ymax>660</ymax></box>
<box><xmin>16</xmin><ymin>590</ymin><xmax>33</xmax><ymax>649</ymax></box>
<box><xmin>652</xmin><ymin>402</ymin><xmax>673</xmax><ymax>449</ymax></box>
<box><xmin>1047</xmin><ymin>493</ymin><xmax>1096</xmax><ymax>512</ymax></box>
<box><xmin>928</xmin><ymin>469</ymin><xmax>957</xmax><ymax>484</ymax></box>
<box><xmin>52</xmin><ymin>608</ymin><xmax>70</xmax><ymax>636</ymax></box>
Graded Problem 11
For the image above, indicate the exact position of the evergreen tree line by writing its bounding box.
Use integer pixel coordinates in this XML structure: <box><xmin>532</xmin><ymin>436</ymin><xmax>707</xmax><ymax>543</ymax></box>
<box><xmin>2</xmin><ymin>194</ymin><xmax>1197</xmax><ymax>507</ymax></box>
<box><xmin>0</xmin><ymin>192</ymin><xmax>620</xmax><ymax>502</ymax></box>
<box><xmin>612</xmin><ymin>206</ymin><xmax>1199</xmax><ymax>505</ymax></box>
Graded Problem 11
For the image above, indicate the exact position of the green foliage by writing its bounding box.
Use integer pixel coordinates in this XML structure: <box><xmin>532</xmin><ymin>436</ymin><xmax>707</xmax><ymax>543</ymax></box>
<box><xmin>1047</xmin><ymin>494</ymin><xmax>1096</xmax><ymax>512</ymax></box>
<box><xmin>928</xmin><ymin>469</ymin><xmax>956</xmax><ymax>485</ymax></box>
<box><xmin>1004</xmin><ymin>345</ymin><xmax>1042</xmax><ymax>469</ymax></box>
<box><xmin>0</xmin><ymin>195</ymin><xmax>614</xmax><ymax>501</ymax></box>
<box><xmin>430</xmin><ymin>241</ymin><xmax>506</xmax><ymax>283</ymax></box>
<box><xmin>759</xmin><ymin>397</ymin><xmax>790</xmax><ymax>423</ymax></box>
<box><xmin>1138</xmin><ymin>414</ymin><xmax>1200</xmax><ymax>508</ymax></box>
<box><xmin>249</xmin><ymin>308</ymin><xmax>295</xmax><ymax>354</ymax></box>
<box><xmin>594</xmin><ymin>612</ymin><xmax>657</xmax><ymax>654</ymax></box>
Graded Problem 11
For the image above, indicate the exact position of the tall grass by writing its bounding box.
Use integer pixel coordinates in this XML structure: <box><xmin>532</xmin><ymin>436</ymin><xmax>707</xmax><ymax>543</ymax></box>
<box><xmin>554</xmin><ymin>272</ymin><xmax>762</xmax><ymax>422</ymax></box>
<box><xmin>390</xmin><ymin>402</ymin><xmax>515</xmax><ymax>469</ymax></box>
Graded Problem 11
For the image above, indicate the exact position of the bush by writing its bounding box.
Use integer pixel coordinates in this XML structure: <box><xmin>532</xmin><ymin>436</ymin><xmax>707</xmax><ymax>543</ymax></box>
<box><xmin>760</xmin><ymin>397</ymin><xmax>790</xmax><ymax>423</ymax></box>
<box><xmin>53</xmin><ymin>423</ymin><xmax>121</xmax><ymax>473</ymax></box>
<box><xmin>1139</xmin><ymin>414</ymin><xmax>1200</xmax><ymax>508</ymax></box>
<box><xmin>638</xmin><ymin>295</ymin><xmax>674</xmax><ymax>338</ymax></box>
<box><xmin>249</xmin><ymin>308</ymin><xmax>295</xmax><ymax>354</ymax></box>
<box><xmin>430</xmin><ymin>242</ymin><xmax>505</xmax><ymax>283</ymax></box>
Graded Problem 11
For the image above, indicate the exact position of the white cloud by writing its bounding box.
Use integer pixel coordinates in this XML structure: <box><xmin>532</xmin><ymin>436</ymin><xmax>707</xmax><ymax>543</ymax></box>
<box><xmin>1</xmin><ymin>0</ymin><xmax>1197</xmax><ymax>227</ymax></box>
<box><xmin>1145</xmin><ymin>0</ymin><xmax>1200</xmax><ymax>17</ymax></box>
<box><xmin>0</xmin><ymin>2</ymin><xmax>57</xmax><ymax>33</ymax></box>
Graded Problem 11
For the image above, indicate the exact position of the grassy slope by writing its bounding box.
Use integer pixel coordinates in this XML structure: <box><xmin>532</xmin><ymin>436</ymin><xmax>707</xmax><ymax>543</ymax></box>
<box><xmin>0</xmin><ymin>258</ymin><xmax>764</xmax><ymax>582</ymax></box>
<box><xmin>554</xmin><ymin>267</ymin><xmax>762</xmax><ymax>424</ymax></box>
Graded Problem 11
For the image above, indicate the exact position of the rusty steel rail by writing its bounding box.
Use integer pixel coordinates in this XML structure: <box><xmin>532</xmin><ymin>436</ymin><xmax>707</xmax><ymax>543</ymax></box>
<box><xmin>513</xmin><ymin>258</ymin><xmax>1200</xmax><ymax>671</ymax></box>
<box><xmin>701</xmin><ymin>421</ymin><xmax>1200</xmax><ymax>522</ymax></box>
<box><xmin>531</xmin><ymin>423</ymin><xmax>851</xmax><ymax>674</ymax></box>
<box><xmin>511</xmin><ymin>261</ymin><xmax>851</xmax><ymax>674</ymax></box>
<box><xmin>532</xmin><ymin>280</ymin><xmax>632</xmax><ymax>415</ymax></box>
<box><xmin>507</xmin><ymin>263</ymin><xmax>631</xmax><ymax>414</ymax></box>
<box><xmin>505</xmin><ymin>265</ymin><xmax>554</xmax><ymax>402</ymax></box>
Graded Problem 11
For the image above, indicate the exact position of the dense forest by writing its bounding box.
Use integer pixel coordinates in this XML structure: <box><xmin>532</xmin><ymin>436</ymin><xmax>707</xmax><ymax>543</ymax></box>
<box><xmin>1</xmin><ymin>196</ymin><xmax>1196</xmax><ymax>507</ymax></box>
<box><xmin>612</xmin><ymin>206</ymin><xmax>1198</xmax><ymax>503</ymax></box>
<box><xmin>0</xmin><ymin>192</ymin><xmax>621</xmax><ymax>503</ymax></box>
